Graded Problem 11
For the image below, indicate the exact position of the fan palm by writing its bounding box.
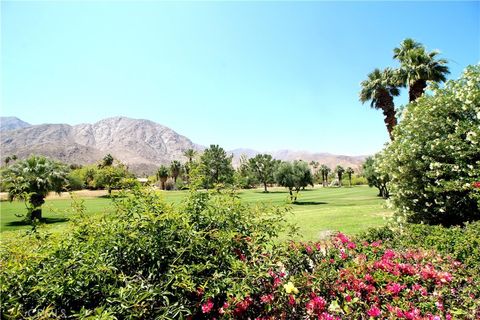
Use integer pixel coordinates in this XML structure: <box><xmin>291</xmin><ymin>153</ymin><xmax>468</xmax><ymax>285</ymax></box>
<box><xmin>394</xmin><ymin>39</ymin><xmax>449</xmax><ymax>102</ymax></box>
<box><xmin>1</xmin><ymin>155</ymin><xmax>69</xmax><ymax>220</ymax></box>
<box><xmin>360</xmin><ymin>68</ymin><xmax>401</xmax><ymax>140</ymax></box>
<box><xmin>170</xmin><ymin>160</ymin><xmax>182</xmax><ymax>183</ymax></box>
<box><xmin>156</xmin><ymin>165</ymin><xmax>169</xmax><ymax>190</ymax></box>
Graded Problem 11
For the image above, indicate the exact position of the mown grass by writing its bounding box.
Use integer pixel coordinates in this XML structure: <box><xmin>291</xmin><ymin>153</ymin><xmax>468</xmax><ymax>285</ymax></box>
<box><xmin>0</xmin><ymin>186</ymin><xmax>391</xmax><ymax>240</ymax></box>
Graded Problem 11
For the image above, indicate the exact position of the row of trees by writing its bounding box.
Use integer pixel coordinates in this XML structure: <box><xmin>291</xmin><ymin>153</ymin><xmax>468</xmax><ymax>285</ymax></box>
<box><xmin>153</xmin><ymin>146</ymin><xmax>360</xmax><ymax>202</ymax></box>
<box><xmin>360</xmin><ymin>38</ymin><xmax>449</xmax><ymax>140</ymax></box>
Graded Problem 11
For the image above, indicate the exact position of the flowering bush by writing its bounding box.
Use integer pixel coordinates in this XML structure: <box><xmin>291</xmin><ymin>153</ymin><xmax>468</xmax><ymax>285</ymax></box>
<box><xmin>377</xmin><ymin>64</ymin><xmax>480</xmax><ymax>226</ymax></box>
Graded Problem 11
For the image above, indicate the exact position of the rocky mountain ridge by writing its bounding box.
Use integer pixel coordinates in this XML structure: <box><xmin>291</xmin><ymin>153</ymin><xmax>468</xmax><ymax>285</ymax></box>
<box><xmin>1</xmin><ymin>116</ymin><xmax>367</xmax><ymax>174</ymax></box>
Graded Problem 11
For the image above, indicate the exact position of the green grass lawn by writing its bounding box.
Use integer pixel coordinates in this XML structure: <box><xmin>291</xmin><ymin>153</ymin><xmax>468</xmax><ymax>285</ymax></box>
<box><xmin>0</xmin><ymin>186</ymin><xmax>391</xmax><ymax>240</ymax></box>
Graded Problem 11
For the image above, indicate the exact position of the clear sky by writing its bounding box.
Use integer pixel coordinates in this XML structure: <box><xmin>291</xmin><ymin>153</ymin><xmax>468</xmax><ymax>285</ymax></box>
<box><xmin>1</xmin><ymin>1</ymin><xmax>479</xmax><ymax>155</ymax></box>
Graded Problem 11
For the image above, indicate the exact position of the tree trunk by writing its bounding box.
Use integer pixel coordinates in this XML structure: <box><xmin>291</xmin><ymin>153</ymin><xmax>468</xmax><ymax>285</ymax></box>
<box><xmin>263</xmin><ymin>182</ymin><xmax>268</xmax><ymax>193</ymax></box>
<box><xmin>409</xmin><ymin>79</ymin><xmax>427</xmax><ymax>102</ymax></box>
<box><xmin>29</xmin><ymin>193</ymin><xmax>45</xmax><ymax>221</ymax></box>
<box><xmin>378</xmin><ymin>91</ymin><xmax>397</xmax><ymax>141</ymax></box>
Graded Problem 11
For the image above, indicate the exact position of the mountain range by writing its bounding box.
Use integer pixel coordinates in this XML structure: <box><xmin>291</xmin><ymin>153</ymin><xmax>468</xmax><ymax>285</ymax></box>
<box><xmin>0</xmin><ymin>116</ymin><xmax>367</xmax><ymax>174</ymax></box>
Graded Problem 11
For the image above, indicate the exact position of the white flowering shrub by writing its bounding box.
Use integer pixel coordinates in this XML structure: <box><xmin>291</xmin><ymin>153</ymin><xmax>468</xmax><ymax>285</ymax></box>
<box><xmin>378</xmin><ymin>65</ymin><xmax>480</xmax><ymax>226</ymax></box>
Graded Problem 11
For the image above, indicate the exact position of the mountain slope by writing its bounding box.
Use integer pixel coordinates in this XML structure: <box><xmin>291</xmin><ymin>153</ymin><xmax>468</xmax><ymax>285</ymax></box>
<box><xmin>0</xmin><ymin>117</ymin><xmax>31</xmax><ymax>131</ymax></box>
<box><xmin>1</xmin><ymin>117</ymin><xmax>198</xmax><ymax>174</ymax></box>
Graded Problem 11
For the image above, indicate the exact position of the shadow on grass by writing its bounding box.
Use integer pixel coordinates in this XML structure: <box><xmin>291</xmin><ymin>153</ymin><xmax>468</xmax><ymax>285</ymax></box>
<box><xmin>293</xmin><ymin>201</ymin><xmax>328</xmax><ymax>206</ymax></box>
<box><xmin>6</xmin><ymin>217</ymin><xmax>70</xmax><ymax>227</ymax></box>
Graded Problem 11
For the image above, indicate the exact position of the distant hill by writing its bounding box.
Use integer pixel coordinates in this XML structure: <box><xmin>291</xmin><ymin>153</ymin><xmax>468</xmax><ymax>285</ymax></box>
<box><xmin>1</xmin><ymin>117</ymin><xmax>199</xmax><ymax>174</ymax></box>
<box><xmin>1</xmin><ymin>116</ymin><xmax>367</xmax><ymax>174</ymax></box>
<box><xmin>0</xmin><ymin>117</ymin><xmax>31</xmax><ymax>131</ymax></box>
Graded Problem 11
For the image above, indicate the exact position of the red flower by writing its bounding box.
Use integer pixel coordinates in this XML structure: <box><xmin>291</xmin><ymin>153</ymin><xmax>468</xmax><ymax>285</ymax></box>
<box><xmin>288</xmin><ymin>295</ymin><xmax>296</xmax><ymax>306</ymax></box>
<box><xmin>201</xmin><ymin>299</ymin><xmax>214</xmax><ymax>314</ymax></box>
<box><xmin>472</xmin><ymin>181</ymin><xmax>480</xmax><ymax>188</ymax></box>
<box><xmin>386</xmin><ymin>282</ymin><xmax>404</xmax><ymax>295</ymax></box>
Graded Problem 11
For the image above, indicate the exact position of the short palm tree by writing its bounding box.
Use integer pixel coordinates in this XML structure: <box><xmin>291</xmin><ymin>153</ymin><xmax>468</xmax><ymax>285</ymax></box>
<box><xmin>394</xmin><ymin>39</ymin><xmax>449</xmax><ymax>102</ymax></box>
<box><xmin>170</xmin><ymin>160</ymin><xmax>182</xmax><ymax>183</ymax></box>
<box><xmin>360</xmin><ymin>68</ymin><xmax>401</xmax><ymax>140</ymax></box>
<box><xmin>319</xmin><ymin>164</ymin><xmax>330</xmax><ymax>187</ymax></box>
<box><xmin>156</xmin><ymin>165</ymin><xmax>169</xmax><ymax>190</ymax></box>
<box><xmin>1</xmin><ymin>155</ymin><xmax>69</xmax><ymax>220</ymax></box>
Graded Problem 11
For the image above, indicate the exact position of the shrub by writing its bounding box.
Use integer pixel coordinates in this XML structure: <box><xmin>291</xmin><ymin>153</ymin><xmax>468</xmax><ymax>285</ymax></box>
<box><xmin>0</xmin><ymin>187</ymin><xmax>290</xmax><ymax>319</ymax></box>
<box><xmin>378</xmin><ymin>65</ymin><xmax>480</xmax><ymax>226</ymax></box>
<box><xmin>357</xmin><ymin>221</ymin><xmax>480</xmax><ymax>273</ymax></box>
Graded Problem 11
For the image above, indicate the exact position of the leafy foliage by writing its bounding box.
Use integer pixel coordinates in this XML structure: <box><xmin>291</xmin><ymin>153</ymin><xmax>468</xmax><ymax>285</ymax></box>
<box><xmin>377</xmin><ymin>65</ymin><xmax>480</xmax><ymax>226</ymax></box>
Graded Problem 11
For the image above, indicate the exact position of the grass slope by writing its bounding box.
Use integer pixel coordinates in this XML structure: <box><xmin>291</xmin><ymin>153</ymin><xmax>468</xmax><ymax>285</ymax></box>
<box><xmin>0</xmin><ymin>186</ymin><xmax>391</xmax><ymax>240</ymax></box>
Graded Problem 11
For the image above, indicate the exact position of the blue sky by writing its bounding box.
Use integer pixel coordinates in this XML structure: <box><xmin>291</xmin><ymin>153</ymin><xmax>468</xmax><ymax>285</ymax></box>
<box><xmin>1</xmin><ymin>1</ymin><xmax>479</xmax><ymax>155</ymax></box>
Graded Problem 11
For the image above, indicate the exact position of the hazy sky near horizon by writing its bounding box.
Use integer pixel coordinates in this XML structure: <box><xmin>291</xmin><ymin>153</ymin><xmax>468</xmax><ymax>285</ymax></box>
<box><xmin>1</xmin><ymin>1</ymin><xmax>479</xmax><ymax>155</ymax></box>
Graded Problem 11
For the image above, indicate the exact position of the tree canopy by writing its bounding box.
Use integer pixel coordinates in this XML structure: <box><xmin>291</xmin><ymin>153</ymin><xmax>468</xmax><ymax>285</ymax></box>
<box><xmin>275</xmin><ymin>160</ymin><xmax>313</xmax><ymax>202</ymax></box>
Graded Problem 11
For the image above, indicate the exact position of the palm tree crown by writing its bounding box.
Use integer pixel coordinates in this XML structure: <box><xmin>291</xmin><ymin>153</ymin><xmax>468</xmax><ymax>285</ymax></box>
<box><xmin>360</xmin><ymin>68</ymin><xmax>401</xmax><ymax>140</ymax></box>
<box><xmin>394</xmin><ymin>39</ymin><xmax>449</xmax><ymax>102</ymax></box>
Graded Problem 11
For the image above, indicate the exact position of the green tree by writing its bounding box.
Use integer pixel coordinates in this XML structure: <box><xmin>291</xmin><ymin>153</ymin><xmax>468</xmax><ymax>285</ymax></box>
<box><xmin>199</xmin><ymin>145</ymin><xmax>234</xmax><ymax>188</ymax></box>
<box><xmin>4</xmin><ymin>156</ymin><xmax>11</xmax><ymax>167</ymax></box>
<box><xmin>156</xmin><ymin>165</ymin><xmax>169</xmax><ymax>190</ymax></box>
<box><xmin>94</xmin><ymin>166</ymin><xmax>125</xmax><ymax>195</ymax></box>
<box><xmin>363</xmin><ymin>155</ymin><xmax>390</xmax><ymax>198</ymax></box>
<box><xmin>346</xmin><ymin>167</ymin><xmax>354</xmax><ymax>187</ymax></box>
<box><xmin>275</xmin><ymin>160</ymin><xmax>314</xmax><ymax>202</ymax></box>
<box><xmin>394</xmin><ymin>38</ymin><xmax>450</xmax><ymax>102</ymax></box>
<box><xmin>235</xmin><ymin>155</ymin><xmax>258</xmax><ymax>189</ymax></box>
<box><xmin>249</xmin><ymin>154</ymin><xmax>278</xmax><ymax>192</ymax></box>
<box><xmin>377</xmin><ymin>65</ymin><xmax>479</xmax><ymax>226</ymax></box>
<box><xmin>170</xmin><ymin>160</ymin><xmax>182</xmax><ymax>183</ymax></box>
<box><xmin>11</xmin><ymin>155</ymin><xmax>17</xmax><ymax>161</ymax></box>
<box><xmin>1</xmin><ymin>155</ymin><xmax>69</xmax><ymax>220</ymax></box>
<box><xmin>360</xmin><ymin>68</ymin><xmax>401</xmax><ymax>140</ymax></box>
<box><xmin>335</xmin><ymin>165</ymin><xmax>345</xmax><ymax>186</ymax></box>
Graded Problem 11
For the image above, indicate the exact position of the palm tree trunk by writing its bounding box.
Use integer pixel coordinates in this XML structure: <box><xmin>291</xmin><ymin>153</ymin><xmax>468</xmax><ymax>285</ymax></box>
<box><xmin>380</xmin><ymin>92</ymin><xmax>397</xmax><ymax>141</ymax></box>
<box><xmin>409</xmin><ymin>79</ymin><xmax>427</xmax><ymax>102</ymax></box>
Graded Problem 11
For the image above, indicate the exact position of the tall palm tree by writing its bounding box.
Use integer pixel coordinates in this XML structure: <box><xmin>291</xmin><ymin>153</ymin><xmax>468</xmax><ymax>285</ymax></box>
<box><xmin>346</xmin><ymin>167</ymin><xmax>354</xmax><ymax>187</ymax></box>
<box><xmin>183</xmin><ymin>149</ymin><xmax>197</xmax><ymax>184</ymax></box>
<box><xmin>360</xmin><ymin>68</ymin><xmax>401</xmax><ymax>140</ymax></box>
<box><xmin>394</xmin><ymin>39</ymin><xmax>449</xmax><ymax>102</ymax></box>
<box><xmin>319</xmin><ymin>164</ymin><xmax>330</xmax><ymax>187</ymax></box>
<box><xmin>335</xmin><ymin>165</ymin><xmax>345</xmax><ymax>187</ymax></box>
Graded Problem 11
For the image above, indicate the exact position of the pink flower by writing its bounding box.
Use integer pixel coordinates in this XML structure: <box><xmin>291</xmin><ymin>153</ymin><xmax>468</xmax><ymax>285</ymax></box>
<box><xmin>347</xmin><ymin>242</ymin><xmax>356</xmax><ymax>249</ymax></box>
<box><xmin>337</xmin><ymin>232</ymin><xmax>350</xmax><ymax>244</ymax></box>
<box><xmin>288</xmin><ymin>295</ymin><xmax>296</xmax><ymax>306</ymax></box>
<box><xmin>386</xmin><ymin>282</ymin><xmax>404</xmax><ymax>295</ymax></box>
<box><xmin>382</xmin><ymin>249</ymin><xmax>396</xmax><ymax>260</ymax></box>
<box><xmin>260</xmin><ymin>294</ymin><xmax>274</xmax><ymax>304</ymax></box>
<box><xmin>472</xmin><ymin>181</ymin><xmax>480</xmax><ymax>188</ymax></box>
<box><xmin>305</xmin><ymin>245</ymin><xmax>313</xmax><ymax>254</ymax></box>
<box><xmin>367</xmin><ymin>306</ymin><xmax>382</xmax><ymax>317</ymax></box>
<box><xmin>201</xmin><ymin>299</ymin><xmax>214</xmax><ymax>314</ymax></box>
<box><xmin>218</xmin><ymin>301</ymin><xmax>229</xmax><ymax>314</ymax></box>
